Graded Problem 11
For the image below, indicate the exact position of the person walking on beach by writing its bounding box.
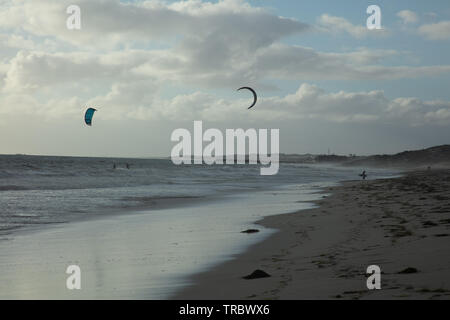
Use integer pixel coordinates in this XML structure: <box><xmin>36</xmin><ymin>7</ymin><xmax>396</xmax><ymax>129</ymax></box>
<box><xmin>359</xmin><ymin>170</ymin><xmax>367</xmax><ymax>180</ymax></box>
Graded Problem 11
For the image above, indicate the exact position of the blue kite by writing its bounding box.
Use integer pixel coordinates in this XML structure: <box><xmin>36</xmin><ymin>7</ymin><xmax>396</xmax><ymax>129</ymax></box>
<box><xmin>84</xmin><ymin>108</ymin><xmax>97</xmax><ymax>126</ymax></box>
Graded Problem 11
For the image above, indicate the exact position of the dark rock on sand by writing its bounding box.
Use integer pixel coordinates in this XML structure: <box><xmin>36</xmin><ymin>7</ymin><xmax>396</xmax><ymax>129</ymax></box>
<box><xmin>422</xmin><ymin>221</ymin><xmax>438</xmax><ymax>227</ymax></box>
<box><xmin>398</xmin><ymin>267</ymin><xmax>419</xmax><ymax>274</ymax></box>
<box><xmin>243</xmin><ymin>269</ymin><xmax>271</xmax><ymax>280</ymax></box>
<box><xmin>241</xmin><ymin>229</ymin><xmax>260</xmax><ymax>234</ymax></box>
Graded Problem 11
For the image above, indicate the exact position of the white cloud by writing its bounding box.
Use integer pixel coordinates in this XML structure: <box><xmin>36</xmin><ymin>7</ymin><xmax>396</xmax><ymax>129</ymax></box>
<box><xmin>1</xmin><ymin>0</ymin><xmax>449</xmax><ymax>92</ymax></box>
<box><xmin>2</xmin><ymin>51</ymin><xmax>124</xmax><ymax>92</ymax></box>
<box><xmin>267</xmin><ymin>84</ymin><xmax>450</xmax><ymax>126</ymax></box>
<box><xmin>318</xmin><ymin>14</ymin><xmax>387</xmax><ymax>38</ymax></box>
<box><xmin>387</xmin><ymin>97</ymin><xmax>450</xmax><ymax>126</ymax></box>
<box><xmin>397</xmin><ymin>10</ymin><xmax>419</xmax><ymax>24</ymax></box>
<box><xmin>251</xmin><ymin>44</ymin><xmax>450</xmax><ymax>81</ymax></box>
<box><xmin>104</xmin><ymin>83</ymin><xmax>450</xmax><ymax>126</ymax></box>
<box><xmin>4</xmin><ymin>80</ymin><xmax>448</xmax><ymax>128</ymax></box>
<box><xmin>0</xmin><ymin>0</ymin><xmax>308</xmax><ymax>49</ymax></box>
<box><xmin>418</xmin><ymin>21</ymin><xmax>450</xmax><ymax>40</ymax></box>
<box><xmin>4</xmin><ymin>44</ymin><xmax>450</xmax><ymax>97</ymax></box>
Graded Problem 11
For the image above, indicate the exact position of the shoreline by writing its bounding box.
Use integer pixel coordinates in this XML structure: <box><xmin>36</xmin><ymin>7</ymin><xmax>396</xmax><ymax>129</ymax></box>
<box><xmin>0</xmin><ymin>195</ymin><xmax>207</xmax><ymax>240</ymax></box>
<box><xmin>173</xmin><ymin>169</ymin><xmax>450</xmax><ymax>300</ymax></box>
<box><xmin>0</xmin><ymin>182</ymin><xmax>320</xmax><ymax>299</ymax></box>
<box><xmin>0</xmin><ymin>161</ymin><xmax>394</xmax><ymax>241</ymax></box>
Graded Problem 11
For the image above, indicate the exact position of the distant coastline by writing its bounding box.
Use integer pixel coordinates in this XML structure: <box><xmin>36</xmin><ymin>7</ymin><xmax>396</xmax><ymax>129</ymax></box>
<box><xmin>279</xmin><ymin>144</ymin><xmax>450</xmax><ymax>169</ymax></box>
<box><xmin>3</xmin><ymin>144</ymin><xmax>450</xmax><ymax>169</ymax></box>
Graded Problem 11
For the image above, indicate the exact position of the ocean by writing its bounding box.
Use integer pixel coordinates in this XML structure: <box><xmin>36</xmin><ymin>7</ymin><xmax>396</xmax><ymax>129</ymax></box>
<box><xmin>0</xmin><ymin>155</ymin><xmax>397</xmax><ymax>298</ymax></box>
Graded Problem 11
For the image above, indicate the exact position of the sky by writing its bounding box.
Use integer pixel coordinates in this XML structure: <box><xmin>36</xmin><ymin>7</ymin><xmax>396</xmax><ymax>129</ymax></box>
<box><xmin>0</xmin><ymin>0</ymin><xmax>450</xmax><ymax>157</ymax></box>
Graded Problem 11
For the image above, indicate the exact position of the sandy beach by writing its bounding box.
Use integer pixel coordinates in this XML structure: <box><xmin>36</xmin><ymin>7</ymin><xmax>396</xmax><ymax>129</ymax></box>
<box><xmin>175</xmin><ymin>169</ymin><xmax>450</xmax><ymax>300</ymax></box>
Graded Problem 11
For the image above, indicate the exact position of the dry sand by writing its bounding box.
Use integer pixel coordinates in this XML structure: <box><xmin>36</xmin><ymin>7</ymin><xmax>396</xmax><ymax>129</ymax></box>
<box><xmin>174</xmin><ymin>169</ymin><xmax>450</xmax><ymax>300</ymax></box>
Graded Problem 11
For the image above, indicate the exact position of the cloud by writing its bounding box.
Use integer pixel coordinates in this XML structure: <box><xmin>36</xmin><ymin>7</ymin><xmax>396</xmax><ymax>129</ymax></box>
<box><xmin>261</xmin><ymin>84</ymin><xmax>450</xmax><ymax>126</ymax></box>
<box><xmin>1</xmin><ymin>1</ymin><xmax>450</xmax><ymax>132</ymax></box>
<box><xmin>0</xmin><ymin>0</ymin><xmax>308</xmax><ymax>49</ymax></box>
<box><xmin>318</xmin><ymin>14</ymin><xmax>368</xmax><ymax>38</ymax></box>
<box><xmin>4</xmin><ymin>44</ymin><xmax>450</xmax><ymax>98</ymax></box>
<box><xmin>109</xmin><ymin>83</ymin><xmax>450</xmax><ymax>127</ymax></box>
<box><xmin>318</xmin><ymin>14</ymin><xmax>387</xmax><ymax>38</ymax></box>
<box><xmin>1</xmin><ymin>0</ymin><xmax>450</xmax><ymax>92</ymax></box>
<box><xmin>251</xmin><ymin>44</ymin><xmax>450</xmax><ymax>81</ymax></box>
<box><xmin>387</xmin><ymin>97</ymin><xmax>450</xmax><ymax>126</ymax></box>
<box><xmin>5</xmin><ymin>80</ymin><xmax>448</xmax><ymax>129</ymax></box>
<box><xmin>2</xmin><ymin>50</ymin><xmax>126</xmax><ymax>92</ymax></box>
<box><xmin>418</xmin><ymin>21</ymin><xmax>450</xmax><ymax>40</ymax></box>
<box><xmin>397</xmin><ymin>10</ymin><xmax>419</xmax><ymax>24</ymax></box>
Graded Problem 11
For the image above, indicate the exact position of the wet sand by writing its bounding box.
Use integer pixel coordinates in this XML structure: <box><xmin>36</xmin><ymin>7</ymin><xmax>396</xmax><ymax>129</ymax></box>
<box><xmin>0</xmin><ymin>187</ymin><xmax>315</xmax><ymax>299</ymax></box>
<box><xmin>174</xmin><ymin>169</ymin><xmax>450</xmax><ymax>300</ymax></box>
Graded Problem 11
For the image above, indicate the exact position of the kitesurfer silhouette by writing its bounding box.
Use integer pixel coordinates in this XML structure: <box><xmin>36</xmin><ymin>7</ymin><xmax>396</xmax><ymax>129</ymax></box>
<box><xmin>359</xmin><ymin>170</ymin><xmax>367</xmax><ymax>180</ymax></box>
